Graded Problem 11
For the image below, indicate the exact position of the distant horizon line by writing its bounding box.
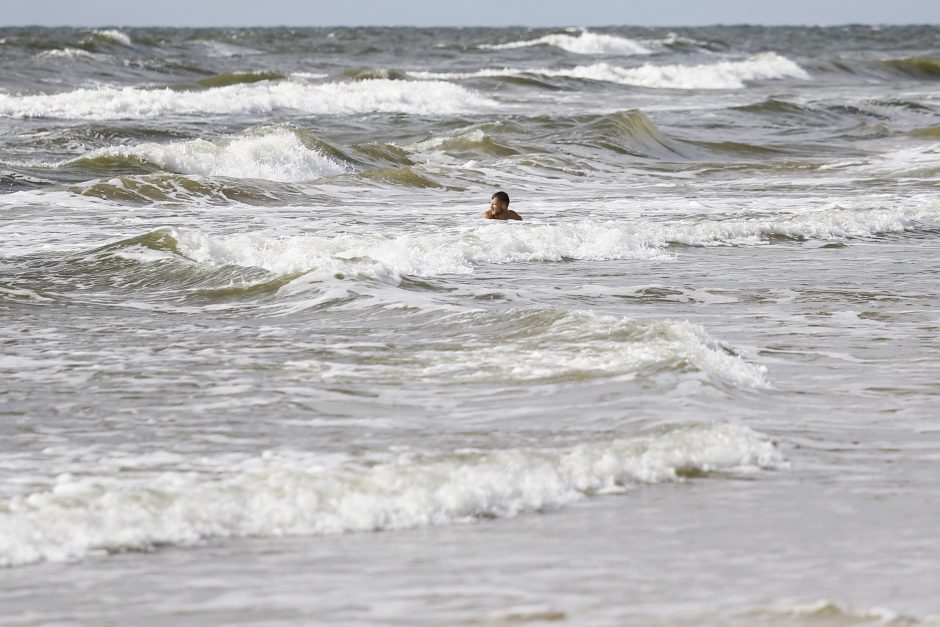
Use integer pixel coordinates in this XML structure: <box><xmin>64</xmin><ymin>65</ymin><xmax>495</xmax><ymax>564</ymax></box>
<box><xmin>3</xmin><ymin>22</ymin><xmax>939</xmax><ymax>29</ymax></box>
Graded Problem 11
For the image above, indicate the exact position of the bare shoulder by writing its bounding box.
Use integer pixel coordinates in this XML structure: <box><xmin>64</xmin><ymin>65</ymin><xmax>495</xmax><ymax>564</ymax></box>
<box><xmin>507</xmin><ymin>210</ymin><xmax>522</xmax><ymax>221</ymax></box>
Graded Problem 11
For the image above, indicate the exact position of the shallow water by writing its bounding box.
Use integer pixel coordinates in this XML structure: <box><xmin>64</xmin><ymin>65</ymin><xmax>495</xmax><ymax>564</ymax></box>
<box><xmin>1</xmin><ymin>25</ymin><xmax>939</xmax><ymax>625</ymax></box>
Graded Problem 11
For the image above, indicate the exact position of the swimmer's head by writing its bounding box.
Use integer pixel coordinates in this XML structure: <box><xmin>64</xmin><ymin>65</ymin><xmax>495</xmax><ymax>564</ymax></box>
<box><xmin>491</xmin><ymin>191</ymin><xmax>510</xmax><ymax>205</ymax></box>
<box><xmin>490</xmin><ymin>191</ymin><xmax>509</xmax><ymax>214</ymax></box>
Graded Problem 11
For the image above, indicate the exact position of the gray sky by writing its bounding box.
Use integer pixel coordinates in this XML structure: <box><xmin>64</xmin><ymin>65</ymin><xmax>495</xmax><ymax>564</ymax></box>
<box><xmin>4</xmin><ymin>0</ymin><xmax>940</xmax><ymax>27</ymax></box>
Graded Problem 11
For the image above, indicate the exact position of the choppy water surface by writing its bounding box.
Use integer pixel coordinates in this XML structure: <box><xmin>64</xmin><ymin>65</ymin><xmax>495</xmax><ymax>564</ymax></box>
<box><xmin>1</xmin><ymin>25</ymin><xmax>939</xmax><ymax>625</ymax></box>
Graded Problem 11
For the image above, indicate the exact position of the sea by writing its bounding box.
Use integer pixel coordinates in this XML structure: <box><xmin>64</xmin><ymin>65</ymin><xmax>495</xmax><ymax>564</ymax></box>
<box><xmin>1</xmin><ymin>24</ymin><xmax>939</xmax><ymax>626</ymax></box>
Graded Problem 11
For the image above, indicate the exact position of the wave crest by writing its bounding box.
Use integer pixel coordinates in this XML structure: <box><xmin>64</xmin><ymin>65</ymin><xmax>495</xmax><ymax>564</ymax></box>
<box><xmin>565</xmin><ymin>110</ymin><xmax>697</xmax><ymax>159</ymax></box>
<box><xmin>481</xmin><ymin>29</ymin><xmax>653</xmax><ymax>56</ymax></box>
<box><xmin>0</xmin><ymin>422</ymin><xmax>783</xmax><ymax>567</ymax></box>
<box><xmin>126</xmin><ymin>203</ymin><xmax>939</xmax><ymax>287</ymax></box>
<box><xmin>0</xmin><ymin>79</ymin><xmax>494</xmax><ymax>120</ymax></box>
<box><xmin>284</xmin><ymin>307</ymin><xmax>770</xmax><ymax>387</ymax></box>
<box><xmin>880</xmin><ymin>56</ymin><xmax>940</xmax><ymax>79</ymax></box>
<box><xmin>36</xmin><ymin>48</ymin><xmax>95</xmax><ymax>60</ymax></box>
<box><xmin>65</xmin><ymin>128</ymin><xmax>347</xmax><ymax>182</ymax></box>
<box><xmin>412</xmin><ymin>52</ymin><xmax>809</xmax><ymax>90</ymax></box>
<box><xmin>92</xmin><ymin>29</ymin><xmax>133</xmax><ymax>46</ymax></box>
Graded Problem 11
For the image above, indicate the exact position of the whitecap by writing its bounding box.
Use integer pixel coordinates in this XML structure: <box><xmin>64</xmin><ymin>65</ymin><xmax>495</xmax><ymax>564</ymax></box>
<box><xmin>70</xmin><ymin>128</ymin><xmax>347</xmax><ymax>182</ymax></box>
<box><xmin>167</xmin><ymin>221</ymin><xmax>668</xmax><ymax>283</ymax></box>
<box><xmin>162</xmin><ymin>201</ymin><xmax>940</xmax><ymax>285</ymax></box>
<box><xmin>481</xmin><ymin>29</ymin><xmax>653</xmax><ymax>56</ymax></box>
<box><xmin>412</xmin><ymin>52</ymin><xmax>810</xmax><ymax>90</ymax></box>
<box><xmin>37</xmin><ymin>48</ymin><xmax>95</xmax><ymax>60</ymax></box>
<box><xmin>0</xmin><ymin>422</ymin><xmax>783</xmax><ymax>567</ymax></box>
<box><xmin>0</xmin><ymin>79</ymin><xmax>494</xmax><ymax>120</ymax></box>
<box><xmin>94</xmin><ymin>29</ymin><xmax>132</xmax><ymax>46</ymax></box>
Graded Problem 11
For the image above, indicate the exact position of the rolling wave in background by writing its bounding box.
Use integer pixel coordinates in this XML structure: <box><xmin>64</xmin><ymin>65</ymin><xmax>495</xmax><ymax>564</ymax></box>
<box><xmin>0</xmin><ymin>79</ymin><xmax>494</xmax><ymax>119</ymax></box>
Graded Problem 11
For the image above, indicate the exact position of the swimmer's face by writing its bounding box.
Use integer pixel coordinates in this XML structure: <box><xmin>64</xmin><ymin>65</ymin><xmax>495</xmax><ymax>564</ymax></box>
<box><xmin>490</xmin><ymin>197</ymin><xmax>505</xmax><ymax>213</ymax></box>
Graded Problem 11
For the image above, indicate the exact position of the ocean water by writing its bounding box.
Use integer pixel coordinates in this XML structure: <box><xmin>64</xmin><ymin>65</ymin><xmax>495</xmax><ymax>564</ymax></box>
<box><xmin>1</xmin><ymin>24</ymin><xmax>939</xmax><ymax>625</ymax></box>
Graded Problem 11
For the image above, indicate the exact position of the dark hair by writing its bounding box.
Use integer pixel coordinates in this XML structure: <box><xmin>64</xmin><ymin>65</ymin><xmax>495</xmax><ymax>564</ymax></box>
<box><xmin>491</xmin><ymin>191</ymin><xmax>510</xmax><ymax>205</ymax></box>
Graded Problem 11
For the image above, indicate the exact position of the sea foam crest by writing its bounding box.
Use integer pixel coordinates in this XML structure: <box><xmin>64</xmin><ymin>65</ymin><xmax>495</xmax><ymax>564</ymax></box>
<box><xmin>663</xmin><ymin>203</ymin><xmax>940</xmax><ymax>245</ymax></box>
<box><xmin>37</xmin><ymin>48</ymin><xmax>95</xmax><ymax>60</ymax></box>
<box><xmin>170</xmin><ymin>222</ymin><xmax>668</xmax><ymax>283</ymax></box>
<box><xmin>94</xmin><ymin>29</ymin><xmax>133</xmax><ymax>46</ymax></box>
<box><xmin>0</xmin><ymin>79</ymin><xmax>493</xmax><ymax>120</ymax></box>
<box><xmin>413</xmin><ymin>53</ymin><xmax>809</xmax><ymax>89</ymax></box>
<box><xmin>480</xmin><ymin>29</ymin><xmax>653</xmax><ymax>56</ymax></box>
<box><xmin>168</xmin><ymin>202</ymin><xmax>938</xmax><ymax>283</ymax></box>
<box><xmin>556</xmin><ymin>52</ymin><xmax>811</xmax><ymax>89</ymax></box>
<box><xmin>0</xmin><ymin>422</ymin><xmax>783</xmax><ymax>567</ymax></box>
<box><xmin>70</xmin><ymin>128</ymin><xmax>346</xmax><ymax>182</ymax></box>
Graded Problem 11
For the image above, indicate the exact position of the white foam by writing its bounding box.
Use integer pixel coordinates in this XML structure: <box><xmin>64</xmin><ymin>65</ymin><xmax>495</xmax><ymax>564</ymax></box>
<box><xmin>0</xmin><ymin>79</ymin><xmax>494</xmax><ymax>120</ymax></box>
<box><xmin>166</xmin><ymin>201</ymin><xmax>939</xmax><ymax>283</ymax></box>
<box><xmin>37</xmin><ymin>48</ymin><xmax>95</xmax><ymax>60</ymax></box>
<box><xmin>94</xmin><ymin>29</ymin><xmax>132</xmax><ymax>46</ymax></box>
<box><xmin>481</xmin><ymin>29</ymin><xmax>653</xmax><ymax>56</ymax></box>
<box><xmin>567</xmin><ymin>52</ymin><xmax>810</xmax><ymax>89</ymax></box>
<box><xmin>0</xmin><ymin>286</ymin><xmax>53</xmax><ymax>302</ymax></box>
<box><xmin>405</xmin><ymin>128</ymin><xmax>488</xmax><ymax>151</ymax></box>
<box><xmin>0</xmin><ymin>422</ymin><xmax>783</xmax><ymax>567</ymax></box>
<box><xmin>822</xmin><ymin>144</ymin><xmax>940</xmax><ymax>178</ymax></box>
<box><xmin>291</xmin><ymin>72</ymin><xmax>330</xmax><ymax>80</ymax></box>
<box><xmin>169</xmin><ymin>221</ymin><xmax>667</xmax><ymax>283</ymax></box>
<box><xmin>69</xmin><ymin>128</ymin><xmax>347</xmax><ymax>182</ymax></box>
<box><xmin>412</xmin><ymin>53</ymin><xmax>810</xmax><ymax>89</ymax></box>
<box><xmin>663</xmin><ymin>203</ymin><xmax>940</xmax><ymax>245</ymax></box>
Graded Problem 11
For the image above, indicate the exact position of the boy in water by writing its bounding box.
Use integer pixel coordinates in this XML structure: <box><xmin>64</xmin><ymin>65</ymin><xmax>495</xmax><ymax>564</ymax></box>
<box><xmin>482</xmin><ymin>191</ymin><xmax>521</xmax><ymax>220</ymax></box>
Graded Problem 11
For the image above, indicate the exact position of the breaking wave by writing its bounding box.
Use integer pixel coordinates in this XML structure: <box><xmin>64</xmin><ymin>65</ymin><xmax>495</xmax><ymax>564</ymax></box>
<box><xmin>151</xmin><ymin>203</ymin><xmax>940</xmax><ymax>282</ymax></box>
<box><xmin>93</xmin><ymin>29</ymin><xmax>133</xmax><ymax>47</ymax></box>
<box><xmin>0</xmin><ymin>79</ymin><xmax>494</xmax><ymax>120</ymax></box>
<box><xmin>284</xmin><ymin>308</ymin><xmax>771</xmax><ymax>387</ymax></box>
<box><xmin>0</xmin><ymin>422</ymin><xmax>783</xmax><ymax>567</ymax></box>
<box><xmin>480</xmin><ymin>29</ymin><xmax>653</xmax><ymax>56</ymax></box>
<box><xmin>64</xmin><ymin>127</ymin><xmax>347</xmax><ymax>182</ymax></box>
<box><xmin>36</xmin><ymin>48</ymin><xmax>95</xmax><ymax>60</ymax></box>
<box><xmin>411</xmin><ymin>52</ymin><xmax>810</xmax><ymax>89</ymax></box>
